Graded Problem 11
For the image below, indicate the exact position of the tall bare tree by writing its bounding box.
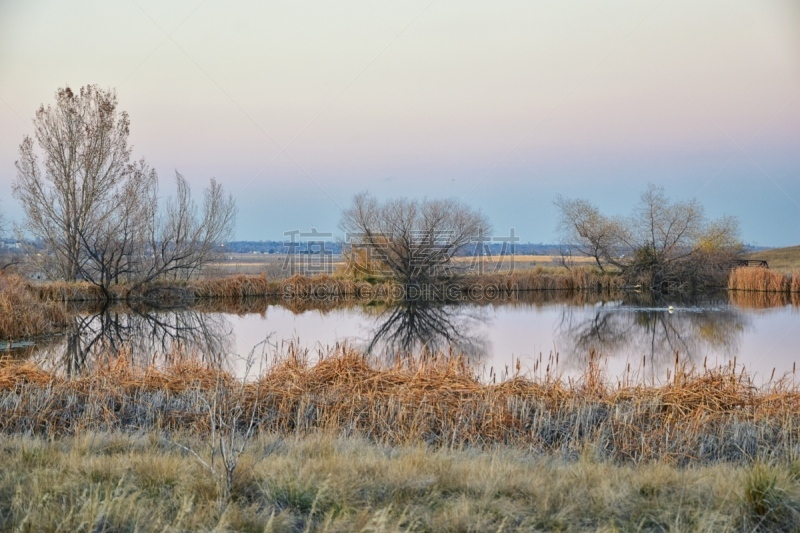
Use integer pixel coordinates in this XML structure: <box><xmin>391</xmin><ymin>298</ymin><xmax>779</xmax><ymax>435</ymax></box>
<box><xmin>340</xmin><ymin>192</ymin><xmax>490</xmax><ymax>286</ymax></box>
<box><xmin>14</xmin><ymin>86</ymin><xmax>134</xmax><ymax>280</ymax></box>
<box><xmin>631</xmin><ymin>184</ymin><xmax>704</xmax><ymax>266</ymax></box>
<box><xmin>14</xmin><ymin>85</ymin><xmax>237</xmax><ymax>296</ymax></box>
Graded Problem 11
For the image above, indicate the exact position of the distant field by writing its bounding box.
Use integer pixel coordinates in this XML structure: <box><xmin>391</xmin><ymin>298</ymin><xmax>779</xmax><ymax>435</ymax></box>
<box><xmin>205</xmin><ymin>253</ymin><xmax>592</xmax><ymax>278</ymax></box>
<box><xmin>746</xmin><ymin>245</ymin><xmax>800</xmax><ymax>272</ymax></box>
<box><xmin>206</xmin><ymin>247</ymin><xmax>800</xmax><ymax>280</ymax></box>
<box><xmin>205</xmin><ymin>253</ymin><xmax>341</xmax><ymax>278</ymax></box>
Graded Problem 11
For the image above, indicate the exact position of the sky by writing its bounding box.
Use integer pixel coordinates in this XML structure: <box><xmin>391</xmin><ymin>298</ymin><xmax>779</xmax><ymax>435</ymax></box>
<box><xmin>1</xmin><ymin>0</ymin><xmax>799</xmax><ymax>246</ymax></box>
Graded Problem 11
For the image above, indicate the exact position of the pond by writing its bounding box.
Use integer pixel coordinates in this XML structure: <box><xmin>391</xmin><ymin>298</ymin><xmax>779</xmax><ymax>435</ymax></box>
<box><xmin>17</xmin><ymin>291</ymin><xmax>800</xmax><ymax>385</ymax></box>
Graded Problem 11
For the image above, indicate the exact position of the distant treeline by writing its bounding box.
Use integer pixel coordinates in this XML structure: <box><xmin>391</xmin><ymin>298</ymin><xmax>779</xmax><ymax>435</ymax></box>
<box><xmin>5</xmin><ymin>238</ymin><xmax>767</xmax><ymax>258</ymax></box>
<box><xmin>223</xmin><ymin>240</ymin><xmax>570</xmax><ymax>256</ymax></box>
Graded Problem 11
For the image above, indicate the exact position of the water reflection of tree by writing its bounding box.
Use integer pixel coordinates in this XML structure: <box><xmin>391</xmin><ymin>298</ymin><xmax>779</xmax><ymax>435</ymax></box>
<box><xmin>35</xmin><ymin>304</ymin><xmax>233</xmax><ymax>375</ymax></box>
<box><xmin>556</xmin><ymin>294</ymin><xmax>747</xmax><ymax>371</ymax></box>
<box><xmin>365</xmin><ymin>302</ymin><xmax>489</xmax><ymax>361</ymax></box>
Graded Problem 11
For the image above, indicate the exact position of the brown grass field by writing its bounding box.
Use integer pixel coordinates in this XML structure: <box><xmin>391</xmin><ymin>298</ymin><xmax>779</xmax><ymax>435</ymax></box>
<box><xmin>206</xmin><ymin>253</ymin><xmax>593</xmax><ymax>278</ymax></box>
<box><xmin>746</xmin><ymin>245</ymin><xmax>800</xmax><ymax>272</ymax></box>
<box><xmin>25</xmin><ymin>269</ymin><xmax>622</xmax><ymax>308</ymax></box>
<box><xmin>2</xmin><ymin>347</ymin><xmax>800</xmax><ymax>529</ymax></box>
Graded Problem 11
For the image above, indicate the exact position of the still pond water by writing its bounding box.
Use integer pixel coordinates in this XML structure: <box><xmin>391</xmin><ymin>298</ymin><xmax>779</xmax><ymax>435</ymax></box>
<box><xmin>21</xmin><ymin>292</ymin><xmax>800</xmax><ymax>385</ymax></box>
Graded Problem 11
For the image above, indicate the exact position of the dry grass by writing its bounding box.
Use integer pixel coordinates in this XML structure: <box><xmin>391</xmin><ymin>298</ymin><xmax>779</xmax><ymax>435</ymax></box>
<box><xmin>189</xmin><ymin>273</ymin><xmax>280</xmax><ymax>298</ymax></box>
<box><xmin>26</xmin><ymin>266</ymin><xmax>623</xmax><ymax>305</ymax></box>
<box><xmin>191</xmin><ymin>271</ymin><xmax>622</xmax><ymax>304</ymax></box>
<box><xmin>189</xmin><ymin>274</ymin><xmax>401</xmax><ymax>309</ymax></box>
<box><xmin>452</xmin><ymin>254</ymin><xmax>596</xmax><ymax>273</ymax></box>
<box><xmin>205</xmin><ymin>253</ymin><xmax>595</xmax><ymax>279</ymax></box>
<box><xmin>4</xmin><ymin>342</ymin><xmax>800</xmax><ymax>529</ymax></box>
<box><xmin>728</xmin><ymin>267</ymin><xmax>800</xmax><ymax>293</ymax></box>
<box><xmin>747</xmin><ymin>245</ymin><xmax>800</xmax><ymax>272</ymax></box>
<box><xmin>0</xmin><ymin>273</ymin><xmax>67</xmax><ymax>340</ymax></box>
<box><xmin>3</xmin><ymin>345</ymin><xmax>800</xmax><ymax>467</ymax></box>
<box><xmin>463</xmin><ymin>267</ymin><xmax>622</xmax><ymax>292</ymax></box>
<box><xmin>4</xmin><ymin>432</ymin><xmax>800</xmax><ymax>532</ymax></box>
<box><xmin>28</xmin><ymin>279</ymin><xmax>108</xmax><ymax>301</ymax></box>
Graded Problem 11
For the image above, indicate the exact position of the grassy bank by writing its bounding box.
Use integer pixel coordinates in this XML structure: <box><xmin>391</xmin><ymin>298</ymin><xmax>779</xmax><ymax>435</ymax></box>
<box><xmin>28</xmin><ymin>268</ymin><xmax>621</xmax><ymax>305</ymax></box>
<box><xmin>4</xmin><ymin>346</ymin><xmax>800</xmax><ymax>465</ymax></box>
<box><xmin>2</xmin><ymin>431</ymin><xmax>800</xmax><ymax>532</ymax></box>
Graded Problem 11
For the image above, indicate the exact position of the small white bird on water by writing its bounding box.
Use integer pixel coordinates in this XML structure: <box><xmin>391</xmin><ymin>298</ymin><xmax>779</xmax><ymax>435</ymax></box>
<box><xmin>668</xmin><ymin>306</ymin><xmax>674</xmax><ymax>313</ymax></box>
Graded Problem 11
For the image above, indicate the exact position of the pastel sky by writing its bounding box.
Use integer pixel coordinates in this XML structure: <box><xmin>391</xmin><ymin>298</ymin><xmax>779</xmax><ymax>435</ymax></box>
<box><xmin>1</xmin><ymin>1</ymin><xmax>799</xmax><ymax>245</ymax></box>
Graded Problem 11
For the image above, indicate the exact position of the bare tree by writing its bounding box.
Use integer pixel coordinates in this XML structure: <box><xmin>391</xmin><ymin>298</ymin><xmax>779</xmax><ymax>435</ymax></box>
<box><xmin>631</xmin><ymin>184</ymin><xmax>704</xmax><ymax>265</ymax></box>
<box><xmin>626</xmin><ymin>184</ymin><xmax>742</xmax><ymax>290</ymax></box>
<box><xmin>554</xmin><ymin>184</ymin><xmax>743</xmax><ymax>291</ymax></box>
<box><xmin>13</xmin><ymin>86</ymin><xmax>236</xmax><ymax>296</ymax></box>
<box><xmin>76</xmin><ymin>159</ymin><xmax>157</xmax><ymax>295</ymax></box>
<box><xmin>554</xmin><ymin>195</ymin><xmax>627</xmax><ymax>272</ymax></box>
<box><xmin>14</xmin><ymin>86</ymin><xmax>134</xmax><ymax>280</ymax></box>
<box><xmin>340</xmin><ymin>192</ymin><xmax>490</xmax><ymax>286</ymax></box>
<box><xmin>130</xmin><ymin>172</ymin><xmax>236</xmax><ymax>294</ymax></box>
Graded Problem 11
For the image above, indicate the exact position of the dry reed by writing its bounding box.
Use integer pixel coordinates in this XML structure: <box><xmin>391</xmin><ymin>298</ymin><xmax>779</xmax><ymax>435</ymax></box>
<box><xmin>3</xmin><ymin>345</ymin><xmax>800</xmax><ymax>465</ymax></box>
<box><xmin>28</xmin><ymin>279</ymin><xmax>107</xmax><ymax>301</ymax></box>
<box><xmin>462</xmin><ymin>268</ymin><xmax>622</xmax><ymax>293</ymax></box>
<box><xmin>0</xmin><ymin>273</ymin><xmax>67</xmax><ymax>339</ymax></box>
<box><xmin>728</xmin><ymin>267</ymin><xmax>800</xmax><ymax>294</ymax></box>
<box><xmin>27</xmin><ymin>268</ymin><xmax>624</xmax><ymax>306</ymax></box>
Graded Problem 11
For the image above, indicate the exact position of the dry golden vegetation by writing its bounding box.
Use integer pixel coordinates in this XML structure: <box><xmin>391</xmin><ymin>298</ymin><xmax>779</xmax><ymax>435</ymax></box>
<box><xmin>191</xmin><ymin>268</ymin><xmax>621</xmax><ymax>302</ymax></box>
<box><xmin>463</xmin><ymin>268</ymin><xmax>622</xmax><ymax>292</ymax></box>
<box><xmin>3</xmin><ymin>432</ymin><xmax>800</xmax><ymax>532</ymax></box>
<box><xmin>0</xmin><ymin>273</ymin><xmax>67</xmax><ymax>339</ymax></box>
<box><xmin>26</xmin><ymin>267</ymin><xmax>622</xmax><ymax>305</ymax></box>
<box><xmin>747</xmin><ymin>245</ymin><xmax>800</xmax><ymax>272</ymax></box>
<box><xmin>2</xmin><ymin>346</ymin><xmax>800</xmax><ymax>466</ymax></box>
<box><xmin>4</xmin><ymin>348</ymin><xmax>800</xmax><ymax>530</ymax></box>
<box><xmin>728</xmin><ymin>267</ymin><xmax>800</xmax><ymax>293</ymax></box>
<box><xmin>190</xmin><ymin>274</ymin><xmax>398</xmax><ymax>302</ymax></box>
<box><xmin>23</xmin><ymin>263</ymin><xmax>800</xmax><ymax>308</ymax></box>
